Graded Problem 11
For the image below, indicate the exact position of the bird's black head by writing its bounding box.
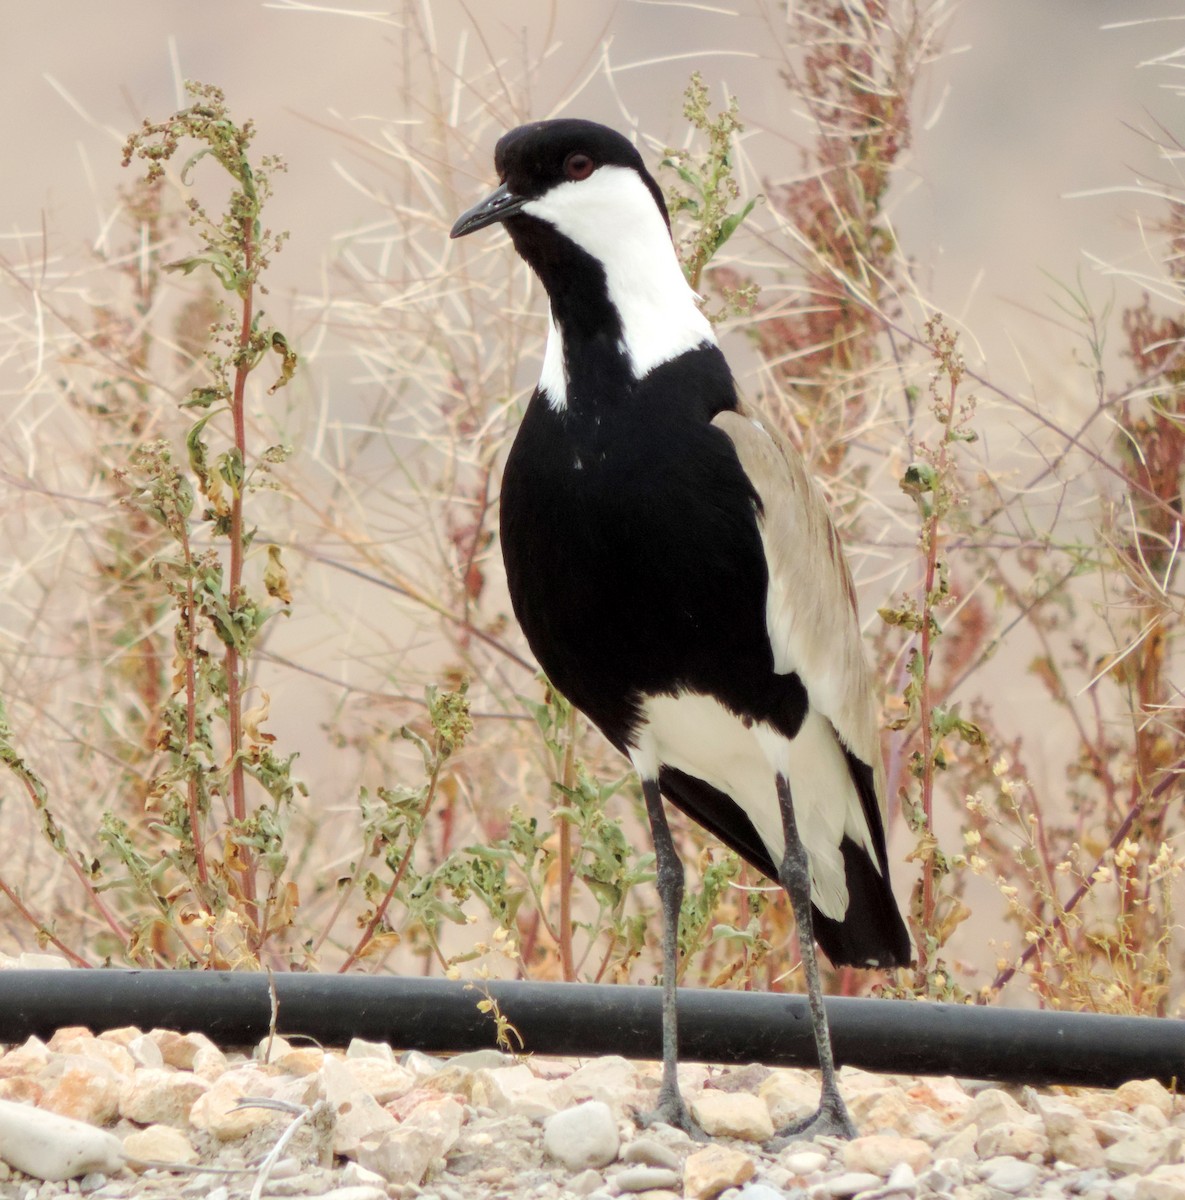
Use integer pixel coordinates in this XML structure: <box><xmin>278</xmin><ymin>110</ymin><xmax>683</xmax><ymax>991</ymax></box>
<box><xmin>449</xmin><ymin>119</ymin><xmax>670</xmax><ymax>240</ymax></box>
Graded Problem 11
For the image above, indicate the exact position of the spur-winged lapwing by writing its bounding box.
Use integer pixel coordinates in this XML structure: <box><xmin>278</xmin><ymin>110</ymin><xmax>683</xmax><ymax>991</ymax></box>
<box><xmin>450</xmin><ymin>118</ymin><xmax>911</xmax><ymax>1140</ymax></box>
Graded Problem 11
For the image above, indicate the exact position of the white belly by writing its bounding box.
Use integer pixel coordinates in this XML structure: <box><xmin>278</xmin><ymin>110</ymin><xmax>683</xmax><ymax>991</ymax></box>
<box><xmin>631</xmin><ymin>691</ymin><xmax>877</xmax><ymax>921</ymax></box>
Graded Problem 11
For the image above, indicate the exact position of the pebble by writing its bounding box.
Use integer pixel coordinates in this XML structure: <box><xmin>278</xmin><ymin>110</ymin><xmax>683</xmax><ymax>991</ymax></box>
<box><xmin>814</xmin><ymin>1170</ymin><xmax>882</xmax><ymax>1197</ymax></box>
<box><xmin>0</xmin><ymin>1098</ymin><xmax>124</xmax><ymax>1181</ymax></box>
<box><xmin>691</xmin><ymin>1091</ymin><xmax>775</xmax><ymax>1142</ymax></box>
<box><xmin>621</xmin><ymin>1137</ymin><xmax>681</xmax><ymax>1170</ymax></box>
<box><xmin>543</xmin><ymin>1100</ymin><xmax>620</xmax><ymax>1170</ymax></box>
<box><xmin>980</xmin><ymin>1155</ymin><xmax>1041</xmax><ymax>1193</ymax></box>
<box><xmin>683</xmin><ymin>1144</ymin><xmax>756</xmax><ymax>1200</ymax></box>
<box><xmin>612</xmin><ymin>1164</ymin><xmax>681</xmax><ymax>1192</ymax></box>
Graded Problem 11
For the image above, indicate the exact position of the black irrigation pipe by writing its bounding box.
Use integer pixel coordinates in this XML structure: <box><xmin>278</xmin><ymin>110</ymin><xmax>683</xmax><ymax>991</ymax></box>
<box><xmin>1</xmin><ymin>970</ymin><xmax>1180</xmax><ymax>1090</ymax></box>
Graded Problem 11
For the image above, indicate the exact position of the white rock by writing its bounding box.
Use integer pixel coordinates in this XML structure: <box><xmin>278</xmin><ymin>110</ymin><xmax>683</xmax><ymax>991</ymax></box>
<box><xmin>127</xmin><ymin>1036</ymin><xmax>164</xmax><ymax>1069</ymax></box>
<box><xmin>1032</xmin><ymin>1096</ymin><xmax>1104</xmax><ymax>1168</ymax></box>
<box><xmin>0</xmin><ymin>1098</ymin><xmax>125</xmax><ymax>1182</ymax></box>
<box><xmin>759</xmin><ymin>1070</ymin><xmax>820</xmax><ymax>1128</ymax></box>
<box><xmin>471</xmin><ymin>1062</ymin><xmax>568</xmax><ymax>1117</ymax></box>
<box><xmin>737</xmin><ymin>1186</ymin><xmax>787</xmax><ymax>1200</ymax></box>
<box><xmin>967</xmin><ymin>1088</ymin><xmax>1030</xmax><ymax>1131</ymax></box>
<box><xmin>569</xmin><ymin>1167</ymin><xmax>605</xmax><ymax>1195</ymax></box>
<box><xmin>979</xmin><ymin>1155</ymin><xmax>1040</xmax><ymax>1194</ymax></box>
<box><xmin>122</xmin><ymin>1123</ymin><xmax>197</xmax><ymax>1169</ymax></box>
<box><xmin>345</xmin><ymin>1038</ymin><xmax>394</xmax><ymax>1064</ymax></box>
<box><xmin>782</xmin><ymin>1148</ymin><xmax>829</xmax><ymax>1176</ymax></box>
<box><xmin>37</xmin><ymin>1054</ymin><xmax>120</xmax><ymax>1125</ymax></box>
<box><xmin>1117</xmin><ymin>1079</ymin><xmax>1174</xmax><ymax>1119</ymax></box>
<box><xmin>1135</xmin><ymin>1163</ymin><xmax>1185</xmax><ymax>1200</ymax></box>
<box><xmin>690</xmin><ymin>1091</ymin><xmax>775</xmax><ymax>1142</ymax></box>
<box><xmin>354</xmin><ymin>1095</ymin><xmax>464</xmax><ymax>1183</ymax></box>
<box><xmin>812</xmin><ymin>1170</ymin><xmax>882</xmax><ymax>1197</ymax></box>
<box><xmin>683</xmin><ymin>1144</ymin><xmax>756</xmax><ymax>1200</ymax></box>
<box><xmin>1105</xmin><ymin>1128</ymin><xmax>1183</xmax><ymax>1175</ymax></box>
<box><xmin>842</xmin><ymin>1133</ymin><xmax>931</xmax><ymax>1176</ymax></box>
<box><xmin>621</xmin><ymin>1137</ymin><xmax>681</xmax><ymax>1170</ymax></box>
<box><xmin>319</xmin><ymin>1056</ymin><xmax>396</xmax><ymax>1156</ymax></box>
<box><xmin>119</xmin><ymin>1067</ymin><xmax>209</xmax><ymax>1126</ymax></box>
<box><xmin>188</xmin><ymin>1064</ymin><xmax>283</xmax><ymax>1140</ymax></box>
<box><xmin>616</xmin><ymin>1164</ymin><xmax>681</xmax><ymax>1191</ymax></box>
<box><xmin>975</xmin><ymin>1119</ymin><xmax>1049</xmax><ymax>1160</ymax></box>
<box><xmin>543</xmin><ymin>1100</ymin><xmax>621</xmax><ymax>1171</ymax></box>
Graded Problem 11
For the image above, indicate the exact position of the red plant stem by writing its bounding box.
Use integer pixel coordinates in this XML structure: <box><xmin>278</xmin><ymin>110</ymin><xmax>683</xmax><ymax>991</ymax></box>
<box><xmin>0</xmin><ymin>876</ymin><xmax>90</xmax><ymax>968</ymax></box>
<box><xmin>227</xmin><ymin>219</ymin><xmax>257</xmax><ymax>934</ymax></box>
<box><xmin>339</xmin><ymin>752</ymin><xmax>443</xmax><ymax>973</ymax></box>
<box><xmin>988</xmin><ymin>757</ymin><xmax>1184</xmax><ymax>996</ymax></box>
<box><xmin>176</xmin><ymin>522</ymin><xmax>209</xmax><ymax>892</ymax></box>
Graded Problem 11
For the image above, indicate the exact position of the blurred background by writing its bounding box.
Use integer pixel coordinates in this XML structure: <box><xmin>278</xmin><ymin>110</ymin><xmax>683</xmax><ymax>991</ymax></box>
<box><xmin>0</xmin><ymin>1</ymin><xmax>1181</xmax><ymax>1013</ymax></box>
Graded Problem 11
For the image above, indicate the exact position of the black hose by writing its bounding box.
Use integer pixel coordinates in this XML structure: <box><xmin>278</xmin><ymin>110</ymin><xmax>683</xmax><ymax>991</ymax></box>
<box><xmin>1</xmin><ymin>970</ymin><xmax>1179</xmax><ymax>1089</ymax></box>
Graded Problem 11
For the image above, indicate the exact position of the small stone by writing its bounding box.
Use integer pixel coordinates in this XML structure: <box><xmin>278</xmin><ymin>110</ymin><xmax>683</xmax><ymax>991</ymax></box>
<box><xmin>934</xmin><ymin>1122</ymin><xmax>978</xmax><ymax>1163</ymax></box>
<box><xmin>1034</xmin><ymin>1098</ymin><xmax>1104</xmax><ymax>1168</ymax></box>
<box><xmin>1105</xmin><ymin>1128</ymin><xmax>1183</xmax><ymax>1175</ymax></box>
<box><xmin>0</xmin><ymin>1098</ymin><xmax>125</xmax><ymax>1182</ymax></box>
<box><xmin>1135</xmin><ymin>1103</ymin><xmax>1170</xmax><ymax>1130</ymax></box>
<box><xmin>848</xmin><ymin>1086</ymin><xmax>917</xmax><ymax>1136</ymax></box>
<box><xmin>969</xmin><ymin>1088</ymin><xmax>1029</xmax><ymax>1131</ymax></box>
<box><xmin>759</xmin><ymin>1070</ymin><xmax>821</xmax><ymax>1128</ymax></box>
<box><xmin>919</xmin><ymin>1157</ymin><xmax>964</xmax><ymax>1193</ymax></box>
<box><xmin>126</xmin><ymin>1036</ymin><xmax>164</xmax><ymax>1069</ymax></box>
<box><xmin>0</xmin><ymin>1037</ymin><xmax>50</xmax><ymax>1079</ymax></box>
<box><xmin>814</xmin><ymin>1170</ymin><xmax>882</xmax><ymax>1197</ymax></box>
<box><xmin>319</xmin><ymin>1056</ymin><xmax>397</xmax><ymax>1156</ymax></box>
<box><xmin>566</xmin><ymin>1056</ymin><xmax>644</xmax><ymax>1112</ymax></box>
<box><xmin>568</xmin><ymin>1167</ymin><xmax>605</xmax><ymax>1196</ymax></box>
<box><xmin>975</xmin><ymin>1119</ymin><xmax>1049</xmax><ymax>1160</ymax></box>
<box><xmin>147</xmin><ymin>1030</ymin><xmax>217</xmax><ymax>1071</ymax></box>
<box><xmin>690</xmin><ymin>1091</ymin><xmax>774</xmax><ymax>1142</ymax></box>
<box><xmin>273</xmin><ymin>1045</ymin><xmax>325</xmax><ymax>1076</ymax></box>
<box><xmin>613</xmin><ymin>1165</ymin><xmax>681</xmax><ymax>1192</ymax></box>
<box><xmin>46</xmin><ymin>1026</ymin><xmax>92</xmax><ymax>1050</ymax></box>
<box><xmin>188</xmin><ymin>1064</ymin><xmax>283</xmax><ymax>1140</ymax></box>
<box><xmin>621</xmin><ymin>1137</ymin><xmax>681</xmax><ymax>1170</ymax></box>
<box><xmin>1135</xmin><ymin>1163</ymin><xmax>1185</xmax><ymax>1200</ymax></box>
<box><xmin>192</xmin><ymin>1043</ymin><xmax>230</xmax><ymax>1083</ymax></box>
<box><xmin>37</xmin><ymin>1055</ymin><xmax>120</xmax><ymax>1125</ymax></box>
<box><xmin>543</xmin><ymin>1100</ymin><xmax>620</xmax><ymax>1171</ymax></box>
<box><xmin>119</xmin><ymin>1067</ymin><xmax>209</xmax><ymax>1127</ymax></box>
<box><xmin>400</xmin><ymin>1050</ymin><xmax>444</xmax><ymax>1076</ymax></box>
<box><xmin>781</xmin><ymin>1148</ymin><xmax>829</xmax><ymax>1176</ymax></box>
<box><xmin>979</xmin><ymin>1155</ymin><xmax>1040</xmax><ymax>1195</ymax></box>
<box><xmin>682</xmin><ymin>1144</ymin><xmax>756</xmax><ymax>1200</ymax></box>
<box><xmin>122</xmin><ymin>1124</ymin><xmax>197</xmax><ymax>1169</ymax></box>
<box><xmin>842</xmin><ymin>1133</ymin><xmax>931</xmax><ymax>1177</ymax></box>
<box><xmin>339</xmin><ymin>1161</ymin><xmax>386</xmax><ymax>1187</ymax></box>
<box><xmin>472</xmin><ymin>1063</ymin><xmax>567</xmax><ymax>1117</ymax></box>
<box><xmin>336</xmin><ymin>1056</ymin><xmax>416</xmax><ymax>1105</ymax></box>
<box><xmin>736</xmin><ymin>1186</ymin><xmax>786</xmax><ymax>1200</ymax></box>
<box><xmin>354</xmin><ymin>1095</ymin><xmax>464</xmax><ymax>1184</ymax></box>
<box><xmin>51</xmin><ymin>1036</ymin><xmax>135</xmax><ymax>1077</ymax></box>
<box><xmin>1117</xmin><ymin>1080</ymin><xmax>1174</xmax><ymax>1119</ymax></box>
<box><xmin>884</xmin><ymin>1161</ymin><xmax>917</xmax><ymax>1193</ymax></box>
<box><xmin>346</xmin><ymin>1038</ymin><xmax>394</xmax><ymax>1064</ymax></box>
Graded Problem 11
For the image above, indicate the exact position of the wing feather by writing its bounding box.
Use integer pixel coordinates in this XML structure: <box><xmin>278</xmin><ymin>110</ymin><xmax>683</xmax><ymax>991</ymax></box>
<box><xmin>711</xmin><ymin>408</ymin><xmax>887</xmax><ymax>823</ymax></box>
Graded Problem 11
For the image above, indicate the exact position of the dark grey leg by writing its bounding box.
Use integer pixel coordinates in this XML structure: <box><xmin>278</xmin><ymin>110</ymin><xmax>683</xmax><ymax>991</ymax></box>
<box><xmin>640</xmin><ymin>776</ymin><xmax>703</xmax><ymax>1137</ymax></box>
<box><xmin>771</xmin><ymin>772</ymin><xmax>857</xmax><ymax>1142</ymax></box>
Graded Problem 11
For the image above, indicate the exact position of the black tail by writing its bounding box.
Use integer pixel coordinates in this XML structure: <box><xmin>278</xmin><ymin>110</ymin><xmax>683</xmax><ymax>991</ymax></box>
<box><xmin>811</xmin><ymin>834</ymin><xmax>912</xmax><ymax>968</ymax></box>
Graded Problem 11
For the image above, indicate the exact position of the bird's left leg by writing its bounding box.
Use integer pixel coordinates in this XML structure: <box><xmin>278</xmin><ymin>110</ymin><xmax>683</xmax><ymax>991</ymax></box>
<box><xmin>639</xmin><ymin>776</ymin><xmax>703</xmax><ymax>1138</ymax></box>
<box><xmin>770</xmin><ymin>772</ymin><xmax>857</xmax><ymax>1143</ymax></box>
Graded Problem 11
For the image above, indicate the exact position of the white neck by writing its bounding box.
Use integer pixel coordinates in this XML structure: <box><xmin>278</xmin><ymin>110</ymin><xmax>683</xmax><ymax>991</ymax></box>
<box><xmin>523</xmin><ymin>165</ymin><xmax>715</xmax><ymax>411</ymax></box>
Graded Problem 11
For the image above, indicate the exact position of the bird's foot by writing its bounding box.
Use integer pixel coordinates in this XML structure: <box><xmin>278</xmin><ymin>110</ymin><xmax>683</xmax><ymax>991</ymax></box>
<box><xmin>768</xmin><ymin>1093</ymin><xmax>856</xmax><ymax>1148</ymax></box>
<box><xmin>638</xmin><ymin>1085</ymin><xmax>708</xmax><ymax>1142</ymax></box>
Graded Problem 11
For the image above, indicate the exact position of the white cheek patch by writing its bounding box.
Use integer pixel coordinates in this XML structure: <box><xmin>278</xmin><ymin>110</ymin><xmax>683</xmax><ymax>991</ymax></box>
<box><xmin>522</xmin><ymin>166</ymin><xmax>715</xmax><ymax>381</ymax></box>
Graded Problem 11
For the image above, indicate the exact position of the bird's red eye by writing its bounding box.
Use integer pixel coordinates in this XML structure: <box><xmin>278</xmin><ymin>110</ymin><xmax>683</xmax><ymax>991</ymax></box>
<box><xmin>565</xmin><ymin>152</ymin><xmax>595</xmax><ymax>181</ymax></box>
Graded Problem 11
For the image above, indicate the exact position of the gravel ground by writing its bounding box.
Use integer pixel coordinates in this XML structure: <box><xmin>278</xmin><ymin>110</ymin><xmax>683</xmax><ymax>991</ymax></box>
<box><xmin>0</xmin><ymin>1014</ymin><xmax>1182</xmax><ymax>1200</ymax></box>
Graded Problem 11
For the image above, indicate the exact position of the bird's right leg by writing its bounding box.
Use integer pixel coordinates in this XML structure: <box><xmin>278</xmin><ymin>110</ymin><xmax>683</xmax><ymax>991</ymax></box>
<box><xmin>639</xmin><ymin>776</ymin><xmax>703</xmax><ymax>1138</ymax></box>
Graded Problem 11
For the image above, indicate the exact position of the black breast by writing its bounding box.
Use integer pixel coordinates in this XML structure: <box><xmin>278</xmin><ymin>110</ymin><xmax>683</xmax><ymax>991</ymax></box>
<box><xmin>499</xmin><ymin>345</ymin><xmax>805</xmax><ymax>753</ymax></box>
